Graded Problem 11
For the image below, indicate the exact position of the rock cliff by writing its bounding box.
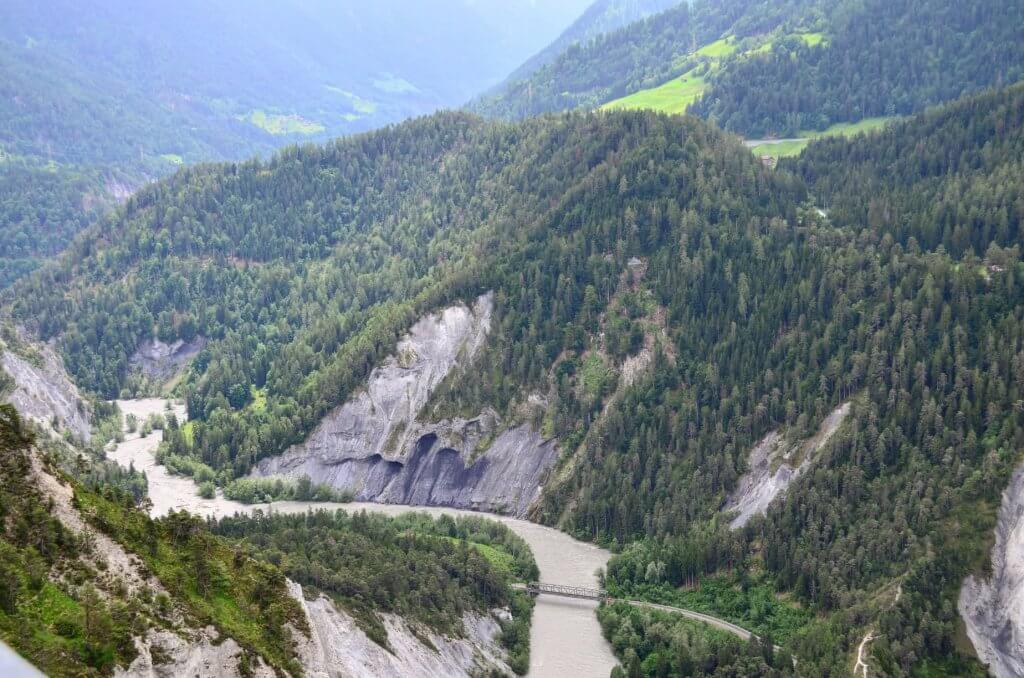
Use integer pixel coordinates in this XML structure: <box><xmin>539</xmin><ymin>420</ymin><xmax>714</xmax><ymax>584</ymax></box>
<box><xmin>256</xmin><ymin>293</ymin><xmax>559</xmax><ymax>516</ymax></box>
<box><xmin>960</xmin><ymin>464</ymin><xmax>1024</xmax><ymax>678</ymax></box>
<box><xmin>288</xmin><ymin>580</ymin><xmax>512</xmax><ymax>678</ymax></box>
<box><xmin>129</xmin><ymin>336</ymin><xmax>206</xmax><ymax>382</ymax></box>
<box><xmin>1</xmin><ymin>341</ymin><xmax>91</xmax><ymax>442</ymax></box>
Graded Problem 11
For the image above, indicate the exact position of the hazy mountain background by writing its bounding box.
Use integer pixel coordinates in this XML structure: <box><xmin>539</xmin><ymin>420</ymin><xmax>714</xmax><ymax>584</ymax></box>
<box><xmin>0</xmin><ymin>0</ymin><xmax>590</xmax><ymax>287</ymax></box>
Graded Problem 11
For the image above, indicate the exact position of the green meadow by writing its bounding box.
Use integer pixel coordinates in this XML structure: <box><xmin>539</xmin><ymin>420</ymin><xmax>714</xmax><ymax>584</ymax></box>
<box><xmin>751</xmin><ymin>116</ymin><xmax>895</xmax><ymax>157</ymax></box>
<box><xmin>601</xmin><ymin>69</ymin><xmax>707</xmax><ymax>115</ymax></box>
<box><xmin>244</xmin><ymin>109</ymin><xmax>325</xmax><ymax>135</ymax></box>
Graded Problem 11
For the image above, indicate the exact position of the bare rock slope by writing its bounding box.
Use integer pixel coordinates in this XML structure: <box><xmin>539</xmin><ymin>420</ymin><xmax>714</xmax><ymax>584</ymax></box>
<box><xmin>960</xmin><ymin>464</ymin><xmax>1024</xmax><ymax>678</ymax></box>
<box><xmin>256</xmin><ymin>293</ymin><xmax>559</xmax><ymax>516</ymax></box>
<box><xmin>724</xmin><ymin>402</ymin><xmax>850</xmax><ymax>529</ymax></box>
<box><xmin>129</xmin><ymin>336</ymin><xmax>206</xmax><ymax>382</ymax></box>
<box><xmin>288</xmin><ymin>581</ymin><xmax>511</xmax><ymax>678</ymax></box>
<box><xmin>2</xmin><ymin>342</ymin><xmax>91</xmax><ymax>442</ymax></box>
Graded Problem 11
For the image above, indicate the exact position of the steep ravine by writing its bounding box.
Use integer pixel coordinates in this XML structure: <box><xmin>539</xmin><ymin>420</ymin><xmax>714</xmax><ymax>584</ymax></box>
<box><xmin>255</xmin><ymin>292</ymin><xmax>559</xmax><ymax>517</ymax></box>
<box><xmin>109</xmin><ymin>397</ymin><xmax>618</xmax><ymax>678</ymax></box>
<box><xmin>960</xmin><ymin>464</ymin><xmax>1024</xmax><ymax>678</ymax></box>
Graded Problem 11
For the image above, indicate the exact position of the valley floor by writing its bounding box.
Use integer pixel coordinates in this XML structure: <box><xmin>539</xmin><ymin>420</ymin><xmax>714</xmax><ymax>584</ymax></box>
<box><xmin>106</xmin><ymin>398</ymin><xmax>618</xmax><ymax>678</ymax></box>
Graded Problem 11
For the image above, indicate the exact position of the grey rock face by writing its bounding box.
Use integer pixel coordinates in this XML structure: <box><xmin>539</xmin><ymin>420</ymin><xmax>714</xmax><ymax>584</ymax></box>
<box><xmin>116</xmin><ymin>627</ymin><xmax>275</xmax><ymax>678</ymax></box>
<box><xmin>2</xmin><ymin>344</ymin><xmax>91</xmax><ymax>442</ymax></box>
<box><xmin>129</xmin><ymin>336</ymin><xmax>206</xmax><ymax>381</ymax></box>
<box><xmin>960</xmin><ymin>465</ymin><xmax>1024</xmax><ymax>678</ymax></box>
<box><xmin>723</xmin><ymin>402</ymin><xmax>849</xmax><ymax>529</ymax></box>
<box><xmin>288</xmin><ymin>580</ymin><xmax>511</xmax><ymax>678</ymax></box>
<box><xmin>256</xmin><ymin>293</ymin><xmax>559</xmax><ymax>516</ymax></box>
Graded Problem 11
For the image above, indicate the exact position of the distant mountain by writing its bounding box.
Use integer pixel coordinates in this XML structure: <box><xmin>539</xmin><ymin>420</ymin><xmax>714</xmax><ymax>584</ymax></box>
<box><xmin>0</xmin><ymin>0</ymin><xmax>590</xmax><ymax>287</ymax></box>
<box><xmin>499</xmin><ymin>0</ymin><xmax>682</xmax><ymax>85</ymax></box>
<box><xmin>1</xmin><ymin>0</ymin><xmax>590</xmax><ymax>170</ymax></box>
<box><xmin>474</xmin><ymin>0</ymin><xmax>1024</xmax><ymax>138</ymax></box>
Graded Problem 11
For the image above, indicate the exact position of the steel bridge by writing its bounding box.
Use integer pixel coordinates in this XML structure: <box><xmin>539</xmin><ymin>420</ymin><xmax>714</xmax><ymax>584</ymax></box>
<box><xmin>523</xmin><ymin>582</ymin><xmax>608</xmax><ymax>601</ymax></box>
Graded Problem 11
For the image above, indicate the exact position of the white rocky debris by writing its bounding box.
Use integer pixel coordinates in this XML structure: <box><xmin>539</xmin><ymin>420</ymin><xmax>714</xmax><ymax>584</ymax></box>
<box><xmin>129</xmin><ymin>336</ymin><xmax>206</xmax><ymax>381</ymax></box>
<box><xmin>256</xmin><ymin>293</ymin><xmax>560</xmax><ymax>516</ymax></box>
<box><xmin>959</xmin><ymin>465</ymin><xmax>1024</xmax><ymax>678</ymax></box>
<box><xmin>2</xmin><ymin>342</ymin><xmax>91</xmax><ymax>442</ymax></box>
<box><xmin>116</xmin><ymin>627</ymin><xmax>275</xmax><ymax>678</ymax></box>
<box><xmin>724</xmin><ymin>402</ymin><xmax>850</xmax><ymax>529</ymax></box>
<box><xmin>288</xmin><ymin>580</ymin><xmax>511</xmax><ymax>678</ymax></box>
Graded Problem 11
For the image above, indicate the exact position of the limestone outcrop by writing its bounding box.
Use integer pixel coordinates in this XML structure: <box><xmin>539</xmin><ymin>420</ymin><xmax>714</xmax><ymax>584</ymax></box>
<box><xmin>256</xmin><ymin>293</ymin><xmax>559</xmax><ymax>517</ymax></box>
<box><xmin>2</xmin><ymin>341</ymin><xmax>91</xmax><ymax>442</ymax></box>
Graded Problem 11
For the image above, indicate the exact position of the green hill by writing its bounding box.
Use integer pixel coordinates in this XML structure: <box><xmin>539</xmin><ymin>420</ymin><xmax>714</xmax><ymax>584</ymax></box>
<box><xmin>477</xmin><ymin>0</ymin><xmax>1024</xmax><ymax>142</ymax></box>
<box><xmin>0</xmin><ymin>0</ymin><xmax>592</xmax><ymax>288</ymax></box>
<box><xmin>6</xmin><ymin>81</ymin><xmax>1024</xmax><ymax>674</ymax></box>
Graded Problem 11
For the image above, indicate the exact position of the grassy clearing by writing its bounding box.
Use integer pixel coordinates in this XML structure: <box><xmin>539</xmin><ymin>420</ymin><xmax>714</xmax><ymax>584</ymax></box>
<box><xmin>159</xmin><ymin>153</ymin><xmax>184</xmax><ymax>165</ymax></box>
<box><xmin>439</xmin><ymin>536</ymin><xmax>518</xmax><ymax>577</ymax></box>
<box><xmin>695</xmin><ymin>37</ymin><xmax>737</xmax><ymax>58</ymax></box>
<box><xmin>752</xmin><ymin>116</ymin><xmax>896</xmax><ymax>157</ymax></box>
<box><xmin>751</xmin><ymin>139</ymin><xmax>812</xmax><ymax>158</ymax></box>
<box><xmin>797</xmin><ymin>32</ymin><xmax>825</xmax><ymax>47</ymax></box>
<box><xmin>244</xmin><ymin>110</ymin><xmax>325</xmax><ymax>135</ymax></box>
<box><xmin>249</xmin><ymin>386</ymin><xmax>267</xmax><ymax>414</ymax></box>
<box><xmin>601</xmin><ymin>69</ymin><xmax>707</xmax><ymax>115</ymax></box>
<box><xmin>755</xmin><ymin>31</ymin><xmax>826</xmax><ymax>55</ymax></box>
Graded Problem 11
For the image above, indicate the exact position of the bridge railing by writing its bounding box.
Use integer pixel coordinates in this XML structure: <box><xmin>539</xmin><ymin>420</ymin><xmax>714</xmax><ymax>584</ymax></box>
<box><xmin>525</xmin><ymin>582</ymin><xmax>607</xmax><ymax>600</ymax></box>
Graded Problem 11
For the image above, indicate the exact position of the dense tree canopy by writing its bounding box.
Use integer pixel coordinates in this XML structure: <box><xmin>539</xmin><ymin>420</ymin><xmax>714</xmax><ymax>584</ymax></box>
<box><xmin>6</xmin><ymin>81</ymin><xmax>1024</xmax><ymax>675</ymax></box>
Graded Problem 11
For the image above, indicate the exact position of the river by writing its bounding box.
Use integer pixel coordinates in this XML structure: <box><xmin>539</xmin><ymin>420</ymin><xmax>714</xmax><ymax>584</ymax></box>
<box><xmin>107</xmin><ymin>399</ymin><xmax>618</xmax><ymax>678</ymax></box>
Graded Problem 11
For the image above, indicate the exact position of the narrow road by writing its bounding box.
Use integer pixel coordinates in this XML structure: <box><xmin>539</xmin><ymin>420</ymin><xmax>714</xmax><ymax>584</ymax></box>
<box><xmin>853</xmin><ymin>583</ymin><xmax>901</xmax><ymax>677</ymax></box>
<box><xmin>623</xmin><ymin>600</ymin><xmax>762</xmax><ymax>642</ymax></box>
<box><xmin>517</xmin><ymin>583</ymin><xmax>773</xmax><ymax>648</ymax></box>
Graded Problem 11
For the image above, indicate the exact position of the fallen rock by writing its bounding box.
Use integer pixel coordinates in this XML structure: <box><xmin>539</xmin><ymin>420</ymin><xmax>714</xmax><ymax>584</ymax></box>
<box><xmin>723</xmin><ymin>402</ymin><xmax>850</xmax><ymax>528</ymax></box>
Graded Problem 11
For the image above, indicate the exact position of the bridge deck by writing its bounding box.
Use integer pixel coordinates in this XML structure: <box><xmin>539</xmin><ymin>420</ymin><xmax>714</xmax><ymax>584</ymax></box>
<box><xmin>524</xmin><ymin>582</ymin><xmax>606</xmax><ymax>600</ymax></box>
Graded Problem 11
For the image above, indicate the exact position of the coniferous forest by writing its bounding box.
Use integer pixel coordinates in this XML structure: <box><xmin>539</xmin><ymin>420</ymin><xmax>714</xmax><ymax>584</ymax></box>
<box><xmin>2</xmin><ymin>2</ymin><xmax>1024</xmax><ymax>677</ymax></box>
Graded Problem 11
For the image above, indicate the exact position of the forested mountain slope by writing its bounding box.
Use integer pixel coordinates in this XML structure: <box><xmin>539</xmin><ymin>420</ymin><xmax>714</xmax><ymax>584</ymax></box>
<box><xmin>5</xmin><ymin>85</ymin><xmax>1024</xmax><ymax>675</ymax></box>
<box><xmin>692</xmin><ymin>0</ymin><xmax>1024</xmax><ymax>136</ymax></box>
<box><xmin>476</xmin><ymin>0</ymin><xmax>1024</xmax><ymax>139</ymax></box>
<box><xmin>0</xmin><ymin>398</ymin><xmax>533</xmax><ymax>676</ymax></box>
<box><xmin>0</xmin><ymin>0</ymin><xmax>590</xmax><ymax>288</ymax></box>
<box><xmin>549</xmin><ymin>85</ymin><xmax>1024</xmax><ymax>675</ymax></box>
<box><xmin>7</xmin><ymin>109</ymin><xmax>795</xmax><ymax>480</ymax></box>
<box><xmin>498</xmin><ymin>0</ymin><xmax>681</xmax><ymax>85</ymax></box>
